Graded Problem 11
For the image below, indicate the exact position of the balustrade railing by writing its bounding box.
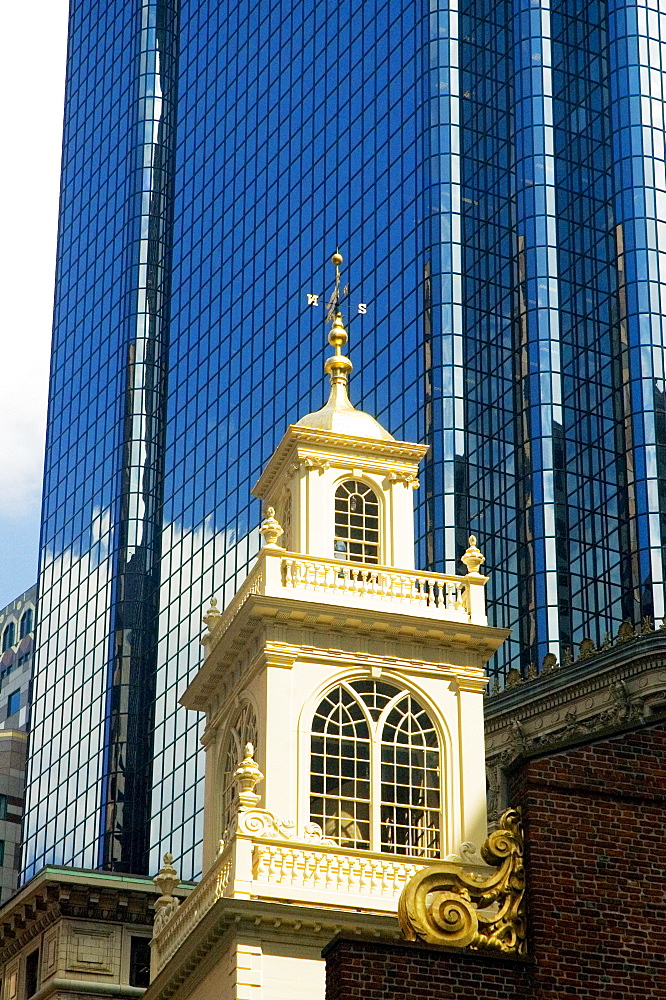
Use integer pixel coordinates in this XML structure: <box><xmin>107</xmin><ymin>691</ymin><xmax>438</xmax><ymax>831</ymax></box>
<box><xmin>153</xmin><ymin>846</ymin><xmax>230</xmax><ymax>970</ymax></box>
<box><xmin>281</xmin><ymin>555</ymin><xmax>470</xmax><ymax>617</ymax></box>
<box><xmin>152</xmin><ymin>831</ymin><xmax>429</xmax><ymax>974</ymax></box>
<box><xmin>253</xmin><ymin>841</ymin><xmax>424</xmax><ymax>898</ymax></box>
<box><xmin>202</xmin><ymin>547</ymin><xmax>487</xmax><ymax>654</ymax></box>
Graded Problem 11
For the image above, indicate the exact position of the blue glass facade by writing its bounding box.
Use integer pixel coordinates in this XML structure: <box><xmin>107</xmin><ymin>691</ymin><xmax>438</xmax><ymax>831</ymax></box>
<box><xmin>23</xmin><ymin>0</ymin><xmax>178</xmax><ymax>876</ymax></box>
<box><xmin>24</xmin><ymin>0</ymin><xmax>666</xmax><ymax>880</ymax></box>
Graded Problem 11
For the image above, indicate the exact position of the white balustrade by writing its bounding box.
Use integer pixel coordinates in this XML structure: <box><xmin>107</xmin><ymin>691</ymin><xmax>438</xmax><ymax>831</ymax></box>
<box><xmin>204</xmin><ymin>549</ymin><xmax>487</xmax><ymax>649</ymax></box>
<box><xmin>152</xmin><ymin>833</ymin><xmax>429</xmax><ymax>975</ymax></box>
<box><xmin>152</xmin><ymin>846</ymin><xmax>232</xmax><ymax>971</ymax></box>
<box><xmin>253</xmin><ymin>842</ymin><xmax>423</xmax><ymax>898</ymax></box>
<box><xmin>281</xmin><ymin>555</ymin><xmax>475</xmax><ymax>620</ymax></box>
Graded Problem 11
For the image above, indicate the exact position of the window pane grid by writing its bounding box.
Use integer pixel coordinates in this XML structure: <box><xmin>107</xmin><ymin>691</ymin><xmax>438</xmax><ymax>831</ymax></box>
<box><xmin>310</xmin><ymin>688</ymin><xmax>370</xmax><ymax>849</ymax></box>
<box><xmin>349</xmin><ymin>679</ymin><xmax>396</xmax><ymax>720</ymax></box>
<box><xmin>310</xmin><ymin>682</ymin><xmax>442</xmax><ymax>858</ymax></box>
<box><xmin>334</xmin><ymin>481</ymin><xmax>380</xmax><ymax>564</ymax></box>
<box><xmin>380</xmin><ymin>696</ymin><xmax>441</xmax><ymax>858</ymax></box>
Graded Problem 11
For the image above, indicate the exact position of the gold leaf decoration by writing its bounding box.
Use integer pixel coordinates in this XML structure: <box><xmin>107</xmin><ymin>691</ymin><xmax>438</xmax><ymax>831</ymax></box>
<box><xmin>398</xmin><ymin>808</ymin><xmax>527</xmax><ymax>956</ymax></box>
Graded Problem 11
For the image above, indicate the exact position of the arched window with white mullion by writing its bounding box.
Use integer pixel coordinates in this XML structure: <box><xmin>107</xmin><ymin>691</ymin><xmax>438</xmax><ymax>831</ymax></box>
<box><xmin>333</xmin><ymin>480</ymin><xmax>380</xmax><ymax>564</ymax></box>
<box><xmin>379</xmin><ymin>694</ymin><xmax>441</xmax><ymax>857</ymax></box>
<box><xmin>309</xmin><ymin>680</ymin><xmax>442</xmax><ymax>857</ymax></box>
<box><xmin>310</xmin><ymin>685</ymin><xmax>371</xmax><ymax>849</ymax></box>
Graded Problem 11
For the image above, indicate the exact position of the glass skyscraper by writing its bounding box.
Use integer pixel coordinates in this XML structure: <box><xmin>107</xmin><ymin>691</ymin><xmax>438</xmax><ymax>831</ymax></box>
<box><xmin>24</xmin><ymin>0</ymin><xmax>666</xmax><ymax>882</ymax></box>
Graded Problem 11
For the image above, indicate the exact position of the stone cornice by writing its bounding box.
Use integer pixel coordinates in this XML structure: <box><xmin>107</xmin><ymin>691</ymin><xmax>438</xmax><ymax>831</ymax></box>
<box><xmin>144</xmin><ymin>897</ymin><xmax>401</xmax><ymax>1000</ymax></box>
<box><xmin>486</xmin><ymin>634</ymin><xmax>666</xmax><ymax>745</ymax></box>
<box><xmin>184</xmin><ymin>594</ymin><xmax>506</xmax><ymax>713</ymax></box>
<box><xmin>0</xmin><ymin>868</ymin><xmax>192</xmax><ymax>965</ymax></box>
<box><xmin>483</xmin><ymin>633</ymin><xmax>666</xmax><ymax>820</ymax></box>
<box><xmin>204</xmin><ymin>638</ymin><xmax>489</xmax><ymax>737</ymax></box>
<box><xmin>31</xmin><ymin>980</ymin><xmax>145</xmax><ymax>999</ymax></box>
<box><xmin>252</xmin><ymin>424</ymin><xmax>429</xmax><ymax>499</ymax></box>
<box><xmin>486</xmin><ymin>632</ymin><xmax>666</xmax><ymax>721</ymax></box>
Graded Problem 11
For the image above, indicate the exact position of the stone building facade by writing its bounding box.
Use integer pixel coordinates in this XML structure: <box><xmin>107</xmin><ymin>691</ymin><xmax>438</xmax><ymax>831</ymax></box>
<box><xmin>0</xmin><ymin>867</ymin><xmax>191</xmax><ymax>1000</ymax></box>
<box><xmin>0</xmin><ymin>585</ymin><xmax>36</xmax><ymax>902</ymax></box>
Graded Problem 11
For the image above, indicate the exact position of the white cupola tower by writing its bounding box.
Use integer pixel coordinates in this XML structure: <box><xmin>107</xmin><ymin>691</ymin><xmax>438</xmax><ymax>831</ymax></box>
<box><xmin>252</xmin><ymin>310</ymin><xmax>425</xmax><ymax>570</ymax></box>
<box><xmin>149</xmin><ymin>257</ymin><xmax>509</xmax><ymax>1000</ymax></box>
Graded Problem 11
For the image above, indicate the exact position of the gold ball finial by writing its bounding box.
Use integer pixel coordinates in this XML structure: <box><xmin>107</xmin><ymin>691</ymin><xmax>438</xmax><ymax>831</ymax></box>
<box><xmin>328</xmin><ymin>312</ymin><xmax>348</xmax><ymax>351</ymax></box>
<box><xmin>331</xmin><ymin>252</ymin><xmax>343</xmax><ymax>267</ymax></box>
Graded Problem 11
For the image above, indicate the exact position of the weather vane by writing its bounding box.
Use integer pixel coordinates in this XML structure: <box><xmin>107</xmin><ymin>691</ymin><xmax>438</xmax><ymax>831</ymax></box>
<box><xmin>306</xmin><ymin>252</ymin><xmax>368</xmax><ymax>319</ymax></box>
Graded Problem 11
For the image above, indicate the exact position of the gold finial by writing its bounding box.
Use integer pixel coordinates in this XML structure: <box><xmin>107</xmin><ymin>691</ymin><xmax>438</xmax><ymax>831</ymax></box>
<box><xmin>461</xmin><ymin>535</ymin><xmax>485</xmax><ymax>575</ymax></box>
<box><xmin>328</xmin><ymin>312</ymin><xmax>348</xmax><ymax>354</ymax></box>
<box><xmin>259</xmin><ymin>506</ymin><xmax>284</xmax><ymax>548</ymax></box>
<box><xmin>321</xmin><ymin>252</ymin><xmax>353</xmax><ymax>396</ymax></box>
<box><xmin>234</xmin><ymin>742</ymin><xmax>264</xmax><ymax>810</ymax></box>
<box><xmin>324</xmin><ymin>314</ymin><xmax>353</xmax><ymax>387</ymax></box>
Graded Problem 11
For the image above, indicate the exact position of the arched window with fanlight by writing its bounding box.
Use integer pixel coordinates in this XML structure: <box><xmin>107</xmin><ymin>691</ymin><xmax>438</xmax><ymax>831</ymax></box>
<box><xmin>379</xmin><ymin>692</ymin><xmax>440</xmax><ymax>855</ymax></box>
<box><xmin>310</xmin><ymin>680</ymin><xmax>442</xmax><ymax>857</ymax></box>
<box><xmin>310</xmin><ymin>686</ymin><xmax>371</xmax><ymax>849</ymax></box>
<box><xmin>334</xmin><ymin>480</ymin><xmax>380</xmax><ymax>564</ymax></box>
<box><xmin>220</xmin><ymin>703</ymin><xmax>258</xmax><ymax>835</ymax></box>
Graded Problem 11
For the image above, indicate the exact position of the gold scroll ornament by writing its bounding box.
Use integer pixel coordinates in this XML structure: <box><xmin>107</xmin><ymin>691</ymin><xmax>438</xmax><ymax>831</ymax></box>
<box><xmin>398</xmin><ymin>808</ymin><xmax>527</xmax><ymax>956</ymax></box>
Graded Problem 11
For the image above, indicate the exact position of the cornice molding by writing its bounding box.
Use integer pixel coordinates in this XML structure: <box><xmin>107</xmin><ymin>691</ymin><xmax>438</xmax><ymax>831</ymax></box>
<box><xmin>486</xmin><ymin>643</ymin><xmax>666</xmax><ymax>741</ymax></box>
<box><xmin>484</xmin><ymin>637</ymin><xmax>666</xmax><ymax>821</ymax></box>
<box><xmin>486</xmin><ymin>633</ymin><xmax>666</xmax><ymax>721</ymax></box>
<box><xmin>144</xmin><ymin>897</ymin><xmax>401</xmax><ymax>1000</ymax></box>
<box><xmin>31</xmin><ymin>981</ymin><xmax>145</xmax><ymax>1000</ymax></box>
<box><xmin>0</xmin><ymin>871</ymin><xmax>190</xmax><ymax>966</ymax></box>
<box><xmin>252</xmin><ymin>424</ymin><xmax>428</xmax><ymax>499</ymax></box>
<box><xmin>204</xmin><ymin>639</ymin><xmax>488</xmax><ymax>735</ymax></box>
<box><xmin>186</xmin><ymin>595</ymin><xmax>504</xmax><ymax>713</ymax></box>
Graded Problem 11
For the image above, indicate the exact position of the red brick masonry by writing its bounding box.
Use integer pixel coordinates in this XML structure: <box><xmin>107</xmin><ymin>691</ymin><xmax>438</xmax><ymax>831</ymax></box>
<box><xmin>324</xmin><ymin>721</ymin><xmax>666</xmax><ymax>1000</ymax></box>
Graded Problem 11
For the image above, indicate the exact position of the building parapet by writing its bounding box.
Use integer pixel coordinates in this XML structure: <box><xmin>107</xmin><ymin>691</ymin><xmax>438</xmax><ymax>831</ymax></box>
<box><xmin>201</xmin><ymin>538</ymin><xmax>489</xmax><ymax>659</ymax></box>
<box><xmin>484</xmin><ymin>630</ymin><xmax>666</xmax><ymax>822</ymax></box>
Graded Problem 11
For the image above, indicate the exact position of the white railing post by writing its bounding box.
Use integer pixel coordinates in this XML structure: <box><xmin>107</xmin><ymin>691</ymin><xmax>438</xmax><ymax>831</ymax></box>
<box><xmin>464</xmin><ymin>578</ymin><xmax>487</xmax><ymax>625</ymax></box>
<box><xmin>460</xmin><ymin>535</ymin><xmax>488</xmax><ymax>625</ymax></box>
<box><xmin>261</xmin><ymin>546</ymin><xmax>283</xmax><ymax>594</ymax></box>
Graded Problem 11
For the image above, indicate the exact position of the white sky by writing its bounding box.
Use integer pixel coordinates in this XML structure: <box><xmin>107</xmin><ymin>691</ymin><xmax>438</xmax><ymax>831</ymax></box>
<box><xmin>0</xmin><ymin>1</ymin><xmax>69</xmax><ymax>607</ymax></box>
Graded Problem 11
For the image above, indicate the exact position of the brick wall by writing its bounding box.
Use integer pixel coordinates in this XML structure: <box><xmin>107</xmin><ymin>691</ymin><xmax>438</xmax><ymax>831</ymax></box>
<box><xmin>325</xmin><ymin>938</ymin><xmax>534</xmax><ymax>1000</ymax></box>
<box><xmin>325</xmin><ymin>721</ymin><xmax>666</xmax><ymax>1000</ymax></box>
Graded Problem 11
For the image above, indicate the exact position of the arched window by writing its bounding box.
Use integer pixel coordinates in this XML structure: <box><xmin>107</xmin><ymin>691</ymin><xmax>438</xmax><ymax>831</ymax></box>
<box><xmin>334</xmin><ymin>480</ymin><xmax>380</xmax><ymax>564</ymax></box>
<box><xmin>380</xmin><ymin>693</ymin><xmax>440</xmax><ymax>855</ymax></box>
<box><xmin>19</xmin><ymin>609</ymin><xmax>33</xmax><ymax>639</ymax></box>
<box><xmin>280</xmin><ymin>494</ymin><xmax>292</xmax><ymax>551</ymax></box>
<box><xmin>2</xmin><ymin>623</ymin><xmax>15</xmax><ymax>652</ymax></box>
<box><xmin>310</xmin><ymin>686</ymin><xmax>371</xmax><ymax>849</ymax></box>
<box><xmin>221</xmin><ymin>703</ymin><xmax>258</xmax><ymax>835</ymax></box>
<box><xmin>310</xmin><ymin>680</ymin><xmax>442</xmax><ymax>857</ymax></box>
